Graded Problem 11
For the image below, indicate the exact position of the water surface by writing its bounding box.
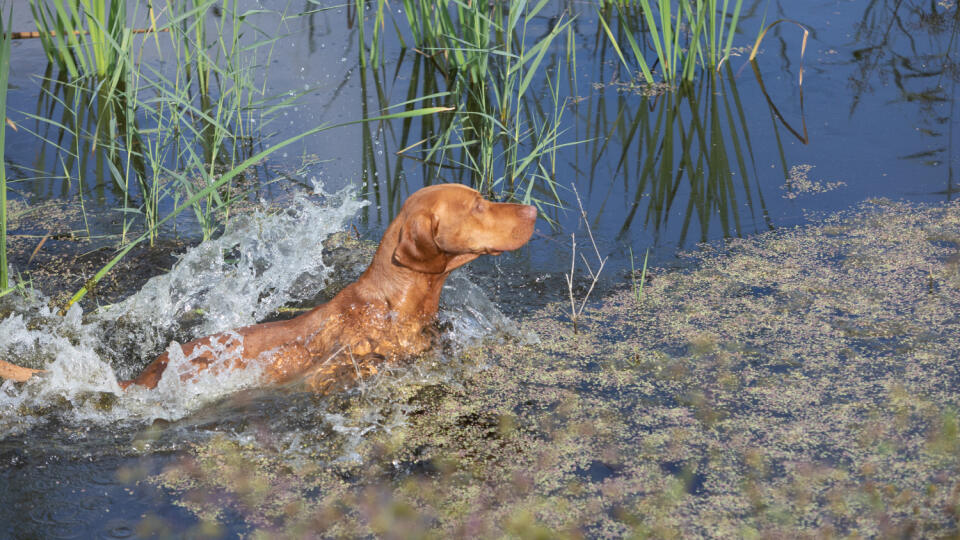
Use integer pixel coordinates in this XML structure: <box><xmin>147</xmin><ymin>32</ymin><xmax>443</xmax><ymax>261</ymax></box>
<box><xmin>1</xmin><ymin>0</ymin><xmax>958</xmax><ymax>536</ymax></box>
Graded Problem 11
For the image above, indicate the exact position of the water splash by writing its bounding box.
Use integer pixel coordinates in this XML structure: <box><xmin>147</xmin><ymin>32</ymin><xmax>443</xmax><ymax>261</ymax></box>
<box><xmin>1</xmin><ymin>185</ymin><xmax>363</xmax><ymax>432</ymax></box>
<box><xmin>97</xmin><ymin>184</ymin><xmax>369</xmax><ymax>366</ymax></box>
<box><xmin>0</xmin><ymin>185</ymin><xmax>522</xmax><ymax>445</ymax></box>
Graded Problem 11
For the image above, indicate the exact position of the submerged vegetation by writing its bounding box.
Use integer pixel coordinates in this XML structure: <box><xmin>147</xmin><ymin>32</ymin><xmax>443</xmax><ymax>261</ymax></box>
<box><xmin>1</xmin><ymin>0</ymin><xmax>959</xmax><ymax>536</ymax></box>
<box><xmin>148</xmin><ymin>199</ymin><xmax>960</xmax><ymax>536</ymax></box>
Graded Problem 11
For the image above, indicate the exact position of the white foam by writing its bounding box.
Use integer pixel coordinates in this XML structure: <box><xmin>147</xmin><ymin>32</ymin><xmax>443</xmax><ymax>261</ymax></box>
<box><xmin>439</xmin><ymin>270</ymin><xmax>539</xmax><ymax>346</ymax></box>
<box><xmin>0</xmin><ymin>185</ymin><xmax>520</xmax><ymax>442</ymax></box>
<box><xmin>0</xmin><ymin>186</ymin><xmax>366</xmax><ymax>433</ymax></box>
<box><xmin>120</xmin><ymin>333</ymin><xmax>266</xmax><ymax>422</ymax></box>
<box><xmin>97</xmin><ymin>184</ymin><xmax>369</xmax><ymax>358</ymax></box>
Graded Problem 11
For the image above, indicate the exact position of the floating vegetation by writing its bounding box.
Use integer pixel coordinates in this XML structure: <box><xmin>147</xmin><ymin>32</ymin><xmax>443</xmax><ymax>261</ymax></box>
<box><xmin>781</xmin><ymin>164</ymin><xmax>847</xmax><ymax>199</ymax></box>
<box><xmin>150</xmin><ymin>199</ymin><xmax>960</xmax><ymax>536</ymax></box>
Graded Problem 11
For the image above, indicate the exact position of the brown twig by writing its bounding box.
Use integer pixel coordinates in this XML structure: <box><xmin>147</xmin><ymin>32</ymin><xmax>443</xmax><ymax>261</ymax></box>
<box><xmin>8</xmin><ymin>27</ymin><xmax>168</xmax><ymax>40</ymax></box>
<box><xmin>564</xmin><ymin>184</ymin><xmax>607</xmax><ymax>333</ymax></box>
<box><xmin>26</xmin><ymin>230</ymin><xmax>51</xmax><ymax>268</ymax></box>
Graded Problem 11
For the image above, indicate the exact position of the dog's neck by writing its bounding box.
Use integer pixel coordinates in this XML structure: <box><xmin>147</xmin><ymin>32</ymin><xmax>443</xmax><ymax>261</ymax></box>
<box><xmin>299</xmin><ymin>225</ymin><xmax>451</xmax><ymax>332</ymax></box>
<box><xmin>352</xmin><ymin>243</ymin><xmax>449</xmax><ymax>320</ymax></box>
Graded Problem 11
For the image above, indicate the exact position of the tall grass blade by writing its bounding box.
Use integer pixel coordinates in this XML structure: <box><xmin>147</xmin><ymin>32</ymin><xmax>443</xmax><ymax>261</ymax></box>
<box><xmin>63</xmin><ymin>106</ymin><xmax>452</xmax><ymax>310</ymax></box>
<box><xmin>722</xmin><ymin>0</ymin><xmax>743</xmax><ymax>65</ymax></box>
<box><xmin>603</xmin><ymin>6</ymin><xmax>654</xmax><ymax>84</ymax></box>
<box><xmin>517</xmin><ymin>16</ymin><xmax>571</xmax><ymax>99</ymax></box>
<box><xmin>748</xmin><ymin>18</ymin><xmax>810</xmax><ymax>87</ymax></box>
<box><xmin>0</xmin><ymin>6</ymin><xmax>11</xmax><ymax>291</ymax></box>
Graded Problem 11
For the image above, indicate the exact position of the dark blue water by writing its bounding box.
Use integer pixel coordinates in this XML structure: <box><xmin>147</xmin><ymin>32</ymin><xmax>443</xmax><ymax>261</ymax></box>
<box><xmin>6</xmin><ymin>1</ymin><xmax>957</xmax><ymax>271</ymax></box>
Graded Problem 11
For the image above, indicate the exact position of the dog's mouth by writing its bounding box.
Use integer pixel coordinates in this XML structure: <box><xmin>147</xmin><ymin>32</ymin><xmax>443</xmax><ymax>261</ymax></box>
<box><xmin>485</xmin><ymin>249</ymin><xmax>503</xmax><ymax>256</ymax></box>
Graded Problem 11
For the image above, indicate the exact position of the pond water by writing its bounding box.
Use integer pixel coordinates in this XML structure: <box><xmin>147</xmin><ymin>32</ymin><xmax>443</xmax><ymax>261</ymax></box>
<box><xmin>1</xmin><ymin>0</ymin><xmax>958</xmax><ymax>537</ymax></box>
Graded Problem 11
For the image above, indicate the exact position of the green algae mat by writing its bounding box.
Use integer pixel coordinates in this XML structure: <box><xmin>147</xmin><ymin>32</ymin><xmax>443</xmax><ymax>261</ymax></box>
<box><xmin>151</xmin><ymin>199</ymin><xmax>960</xmax><ymax>538</ymax></box>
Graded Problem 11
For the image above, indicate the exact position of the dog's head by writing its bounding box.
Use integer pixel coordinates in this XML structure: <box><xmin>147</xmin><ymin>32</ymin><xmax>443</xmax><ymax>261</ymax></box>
<box><xmin>392</xmin><ymin>184</ymin><xmax>537</xmax><ymax>274</ymax></box>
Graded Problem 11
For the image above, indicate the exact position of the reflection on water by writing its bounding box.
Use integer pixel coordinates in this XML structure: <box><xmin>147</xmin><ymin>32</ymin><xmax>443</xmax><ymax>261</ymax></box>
<box><xmin>332</xmin><ymin>0</ymin><xmax>957</xmax><ymax>269</ymax></box>
<box><xmin>5</xmin><ymin>1</ymin><xmax>956</xmax><ymax>257</ymax></box>
<box><xmin>582</xmin><ymin>64</ymin><xmax>792</xmax><ymax>246</ymax></box>
<box><xmin>842</xmin><ymin>0</ymin><xmax>959</xmax><ymax>197</ymax></box>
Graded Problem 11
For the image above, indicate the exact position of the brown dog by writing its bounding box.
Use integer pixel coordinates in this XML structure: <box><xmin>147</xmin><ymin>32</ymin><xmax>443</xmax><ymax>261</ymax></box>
<box><xmin>0</xmin><ymin>184</ymin><xmax>537</xmax><ymax>393</ymax></box>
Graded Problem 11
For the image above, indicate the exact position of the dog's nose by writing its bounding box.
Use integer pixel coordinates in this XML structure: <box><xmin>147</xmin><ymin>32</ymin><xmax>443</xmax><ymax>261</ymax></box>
<box><xmin>519</xmin><ymin>205</ymin><xmax>537</xmax><ymax>220</ymax></box>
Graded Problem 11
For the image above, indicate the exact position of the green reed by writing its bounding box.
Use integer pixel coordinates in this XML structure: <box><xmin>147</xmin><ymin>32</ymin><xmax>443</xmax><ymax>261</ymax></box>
<box><xmin>21</xmin><ymin>0</ymin><xmax>282</xmax><ymax>243</ymax></box>
<box><xmin>28</xmin><ymin>0</ymin><xmax>130</xmax><ymax>80</ymax></box>
<box><xmin>600</xmin><ymin>0</ymin><xmax>743</xmax><ymax>85</ymax></box>
<box><xmin>154</xmin><ymin>0</ymin><xmax>276</xmax><ymax>239</ymax></box>
<box><xmin>358</xmin><ymin>0</ymin><xmax>574</xmax><ymax>207</ymax></box>
<box><xmin>629</xmin><ymin>246</ymin><xmax>649</xmax><ymax>304</ymax></box>
<box><xmin>0</xmin><ymin>6</ymin><xmax>11</xmax><ymax>291</ymax></box>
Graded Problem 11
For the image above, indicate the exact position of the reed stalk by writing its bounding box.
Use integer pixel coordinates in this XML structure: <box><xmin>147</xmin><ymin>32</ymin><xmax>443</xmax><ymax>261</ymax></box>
<box><xmin>28</xmin><ymin>0</ymin><xmax>130</xmax><ymax>80</ymax></box>
<box><xmin>0</xmin><ymin>6</ymin><xmax>11</xmax><ymax>291</ymax></box>
<box><xmin>630</xmin><ymin>246</ymin><xmax>649</xmax><ymax>304</ymax></box>
<box><xmin>63</xmin><ymin>105</ymin><xmax>452</xmax><ymax>311</ymax></box>
<box><xmin>601</xmin><ymin>0</ymin><xmax>743</xmax><ymax>85</ymax></box>
<box><xmin>363</xmin><ymin>0</ymin><xmax>574</xmax><ymax>206</ymax></box>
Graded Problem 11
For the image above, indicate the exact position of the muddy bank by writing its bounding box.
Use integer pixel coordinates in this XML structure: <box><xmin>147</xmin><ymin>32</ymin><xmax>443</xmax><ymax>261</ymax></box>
<box><xmin>150</xmin><ymin>198</ymin><xmax>960</xmax><ymax>538</ymax></box>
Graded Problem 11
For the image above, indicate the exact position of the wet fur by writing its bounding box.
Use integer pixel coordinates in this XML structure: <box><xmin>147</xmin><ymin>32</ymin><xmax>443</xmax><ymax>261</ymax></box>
<box><xmin>0</xmin><ymin>184</ymin><xmax>537</xmax><ymax>394</ymax></box>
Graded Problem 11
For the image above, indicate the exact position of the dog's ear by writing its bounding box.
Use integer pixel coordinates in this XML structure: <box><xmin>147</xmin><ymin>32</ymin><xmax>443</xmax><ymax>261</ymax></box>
<box><xmin>392</xmin><ymin>212</ymin><xmax>449</xmax><ymax>273</ymax></box>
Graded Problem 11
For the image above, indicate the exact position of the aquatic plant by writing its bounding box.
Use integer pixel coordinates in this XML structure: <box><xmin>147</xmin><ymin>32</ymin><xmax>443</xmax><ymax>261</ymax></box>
<box><xmin>357</xmin><ymin>0</ymin><xmax>575</xmax><ymax>207</ymax></box>
<box><xmin>629</xmin><ymin>246</ymin><xmax>649</xmax><ymax>303</ymax></box>
<box><xmin>19</xmin><ymin>0</ymin><xmax>263</xmax><ymax>247</ymax></box>
<box><xmin>147</xmin><ymin>199</ymin><xmax>960</xmax><ymax>536</ymax></box>
<box><xmin>0</xmin><ymin>6</ymin><xmax>11</xmax><ymax>292</ymax></box>
<box><xmin>14</xmin><ymin>0</ymin><xmax>289</xmax><ymax>249</ymax></box>
<box><xmin>599</xmin><ymin>0</ymin><xmax>744</xmax><ymax>85</ymax></box>
<box><xmin>28</xmin><ymin>0</ymin><xmax>131</xmax><ymax>80</ymax></box>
